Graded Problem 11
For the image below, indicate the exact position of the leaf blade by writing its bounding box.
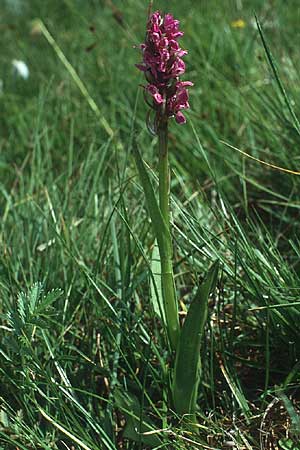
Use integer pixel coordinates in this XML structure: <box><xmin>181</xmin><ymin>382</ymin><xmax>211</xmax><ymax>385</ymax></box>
<box><xmin>150</xmin><ymin>239</ymin><xmax>166</xmax><ymax>324</ymax></box>
<box><xmin>172</xmin><ymin>261</ymin><xmax>219</xmax><ymax>416</ymax></box>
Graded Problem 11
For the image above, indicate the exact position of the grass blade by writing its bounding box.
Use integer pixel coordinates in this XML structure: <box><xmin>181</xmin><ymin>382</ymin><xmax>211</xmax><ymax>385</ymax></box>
<box><xmin>36</xmin><ymin>20</ymin><xmax>115</xmax><ymax>139</ymax></box>
<box><xmin>255</xmin><ymin>15</ymin><xmax>300</xmax><ymax>135</ymax></box>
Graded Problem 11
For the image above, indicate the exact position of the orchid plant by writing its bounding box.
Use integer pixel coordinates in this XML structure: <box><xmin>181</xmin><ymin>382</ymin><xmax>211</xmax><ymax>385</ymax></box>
<box><xmin>134</xmin><ymin>6</ymin><xmax>219</xmax><ymax>421</ymax></box>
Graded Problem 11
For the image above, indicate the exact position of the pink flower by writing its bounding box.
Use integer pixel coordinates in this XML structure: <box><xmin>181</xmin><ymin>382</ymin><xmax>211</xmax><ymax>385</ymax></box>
<box><xmin>167</xmin><ymin>81</ymin><xmax>193</xmax><ymax>124</ymax></box>
<box><xmin>146</xmin><ymin>84</ymin><xmax>163</xmax><ymax>104</ymax></box>
<box><xmin>164</xmin><ymin>14</ymin><xmax>184</xmax><ymax>39</ymax></box>
<box><xmin>174</xmin><ymin>111</ymin><xmax>186</xmax><ymax>124</ymax></box>
<box><xmin>136</xmin><ymin>10</ymin><xmax>193</xmax><ymax>128</ymax></box>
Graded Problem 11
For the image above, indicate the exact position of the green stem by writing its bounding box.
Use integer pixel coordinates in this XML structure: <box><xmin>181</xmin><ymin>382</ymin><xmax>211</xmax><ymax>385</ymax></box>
<box><xmin>158</xmin><ymin>120</ymin><xmax>180</xmax><ymax>351</ymax></box>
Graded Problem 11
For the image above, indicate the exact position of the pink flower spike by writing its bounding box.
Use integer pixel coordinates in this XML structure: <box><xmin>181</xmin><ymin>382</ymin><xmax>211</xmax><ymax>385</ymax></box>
<box><xmin>136</xmin><ymin>10</ymin><xmax>192</xmax><ymax>127</ymax></box>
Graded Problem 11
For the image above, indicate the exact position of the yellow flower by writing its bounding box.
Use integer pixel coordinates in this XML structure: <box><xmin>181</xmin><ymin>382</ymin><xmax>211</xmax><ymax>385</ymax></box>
<box><xmin>231</xmin><ymin>19</ymin><xmax>246</xmax><ymax>29</ymax></box>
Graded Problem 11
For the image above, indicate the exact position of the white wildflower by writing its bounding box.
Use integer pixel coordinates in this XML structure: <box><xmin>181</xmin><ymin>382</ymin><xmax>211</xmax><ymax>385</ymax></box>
<box><xmin>12</xmin><ymin>60</ymin><xmax>29</xmax><ymax>80</ymax></box>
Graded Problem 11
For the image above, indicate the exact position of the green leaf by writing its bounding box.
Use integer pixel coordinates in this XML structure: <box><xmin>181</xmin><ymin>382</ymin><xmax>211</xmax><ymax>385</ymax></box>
<box><xmin>132</xmin><ymin>143</ymin><xmax>171</xmax><ymax>260</ymax></box>
<box><xmin>133</xmin><ymin>141</ymin><xmax>180</xmax><ymax>350</ymax></box>
<box><xmin>172</xmin><ymin>261</ymin><xmax>219</xmax><ymax>416</ymax></box>
<box><xmin>150</xmin><ymin>239</ymin><xmax>166</xmax><ymax>325</ymax></box>
<box><xmin>277</xmin><ymin>391</ymin><xmax>300</xmax><ymax>440</ymax></box>
<box><xmin>28</xmin><ymin>282</ymin><xmax>43</xmax><ymax>314</ymax></box>
<box><xmin>279</xmin><ymin>439</ymin><xmax>300</xmax><ymax>450</ymax></box>
<box><xmin>17</xmin><ymin>291</ymin><xmax>27</xmax><ymax>324</ymax></box>
<box><xmin>114</xmin><ymin>389</ymin><xmax>162</xmax><ymax>447</ymax></box>
<box><xmin>35</xmin><ymin>288</ymin><xmax>63</xmax><ymax>313</ymax></box>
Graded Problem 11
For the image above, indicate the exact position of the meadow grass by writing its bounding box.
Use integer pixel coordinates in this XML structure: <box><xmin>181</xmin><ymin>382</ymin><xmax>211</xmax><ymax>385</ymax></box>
<box><xmin>1</xmin><ymin>0</ymin><xmax>300</xmax><ymax>448</ymax></box>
